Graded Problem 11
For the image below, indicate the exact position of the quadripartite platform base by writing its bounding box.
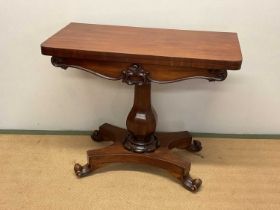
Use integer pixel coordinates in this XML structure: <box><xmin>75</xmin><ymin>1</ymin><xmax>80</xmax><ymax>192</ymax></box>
<box><xmin>74</xmin><ymin>123</ymin><xmax>202</xmax><ymax>192</ymax></box>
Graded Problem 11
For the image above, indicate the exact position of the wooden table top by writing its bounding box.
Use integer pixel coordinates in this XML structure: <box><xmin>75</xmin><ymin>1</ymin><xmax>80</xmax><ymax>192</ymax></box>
<box><xmin>41</xmin><ymin>23</ymin><xmax>242</xmax><ymax>70</ymax></box>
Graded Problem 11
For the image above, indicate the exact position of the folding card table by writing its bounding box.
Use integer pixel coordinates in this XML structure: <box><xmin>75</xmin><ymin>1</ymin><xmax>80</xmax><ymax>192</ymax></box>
<box><xmin>41</xmin><ymin>23</ymin><xmax>242</xmax><ymax>192</ymax></box>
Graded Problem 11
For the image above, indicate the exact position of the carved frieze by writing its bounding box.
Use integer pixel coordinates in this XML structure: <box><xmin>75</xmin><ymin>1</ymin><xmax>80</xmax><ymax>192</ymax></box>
<box><xmin>50</xmin><ymin>56</ymin><xmax>228</xmax><ymax>84</ymax></box>
<box><xmin>122</xmin><ymin>64</ymin><xmax>150</xmax><ymax>85</ymax></box>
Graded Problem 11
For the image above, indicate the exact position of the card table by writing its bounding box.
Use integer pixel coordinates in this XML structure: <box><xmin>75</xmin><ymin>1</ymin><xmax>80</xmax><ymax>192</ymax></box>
<box><xmin>41</xmin><ymin>23</ymin><xmax>242</xmax><ymax>192</ymax></box>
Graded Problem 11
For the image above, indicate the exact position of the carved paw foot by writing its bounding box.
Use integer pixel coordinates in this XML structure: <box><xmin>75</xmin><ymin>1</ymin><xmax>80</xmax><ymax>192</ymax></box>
<box><xmin>91</xmin><ymin>130</ymin><xmax>103</xmax><ymax>142</ymax></box>
<box><xmin>182</xmin><ymin>176</ymin><xmax>202</xmax><ymax>192</ymax></box>
<box><xmin>187</xmin><ymin>140</ymin><xmax>202</xmax><ymax>152</ymax></box>
<box><xmin>74</xmin><ymin>163</ymin><xmax>92</xmax><ymax>177</ymax></box>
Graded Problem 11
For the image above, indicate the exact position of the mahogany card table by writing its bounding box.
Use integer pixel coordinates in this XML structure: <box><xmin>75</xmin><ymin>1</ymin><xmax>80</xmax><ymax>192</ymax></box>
<box><xmin>41</xmin><ymin>23</ymin><xmax>242</xmax><ymax>192</ymax></box>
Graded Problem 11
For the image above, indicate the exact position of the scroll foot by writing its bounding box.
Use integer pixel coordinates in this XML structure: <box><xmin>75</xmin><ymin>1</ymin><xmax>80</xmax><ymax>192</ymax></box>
<box><xmin>91</xmin><ymin>130</ymin><xmax>103</xmax><ymax>142</ymax></box>
<box><xmin>182</xmin><ymin>175</ymin><xmax>202</xmax><ymax>192</ymax></box>
<box><xmin>74</xmin><ymin>163</ymin><xmax>92</xmax><ymax>177</ymax></box>
<box><xmin>187</xmin><ymin>140</ymin><xmax>202</xmax><ymax>152</ymax></box>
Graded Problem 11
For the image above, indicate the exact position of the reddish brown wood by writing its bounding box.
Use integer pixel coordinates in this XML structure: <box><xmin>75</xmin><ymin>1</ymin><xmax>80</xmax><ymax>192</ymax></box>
<box><xmin>41</xmin><ymin>23</ymin><xmax>243</xmax><ymax>192</ymax></box>
<box><xmin>74</xmin><ymin>123</ymin><xmax>202</xmax><ymax>192</ymax></box>
<box><xmin>42</xmin><ymin>23</ymin><xmax>242</xmax><ymax>70</ymax></box>
<box><xmin>124</xmin><ymin>82</ymin><xmax>159</xmax><ymax>153</ymax></box>
<box><xmin>51</xmin><ymin>57</ymin><xmax>228</xmax><ymax>83</ymax></box>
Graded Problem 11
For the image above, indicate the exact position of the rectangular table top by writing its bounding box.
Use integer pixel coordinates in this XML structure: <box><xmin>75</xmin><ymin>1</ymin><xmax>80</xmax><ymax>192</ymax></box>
<box><xmin>41</xmin><ymin>23</ymin><xmax>242</xmax><ymax>70</ymax></box>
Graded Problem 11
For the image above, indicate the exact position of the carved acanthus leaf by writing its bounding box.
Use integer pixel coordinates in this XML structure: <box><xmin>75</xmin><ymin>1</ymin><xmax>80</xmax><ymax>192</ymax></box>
<box><xmin>122</xmin><ymin>64</ymin><xmax>150</xmax><ymax>85</ymax></box>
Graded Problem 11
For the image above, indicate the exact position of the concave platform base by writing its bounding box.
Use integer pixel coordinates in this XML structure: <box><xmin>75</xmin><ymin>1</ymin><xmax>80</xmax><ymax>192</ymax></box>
<box><xmin>74</xmin><ymin>123</ymin><xmax>202</xmax><ymax>192</ymax></box>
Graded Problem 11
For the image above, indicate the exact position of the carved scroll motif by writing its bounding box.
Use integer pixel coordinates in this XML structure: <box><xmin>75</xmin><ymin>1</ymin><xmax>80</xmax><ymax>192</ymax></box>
<box><xmin>121</xmin><ymin>64</ymin><xmax>150</xmax><ymax>85</ymax></box>
<box><xmin>50</xmin><ymin>56</ymin><xmax>227</xmax><ymax>84</ymax></box>
<box><xmin>51</xmin><ymin>56</ymin><xmax>122</xmax><ymax>81</ymax></box>
<box><xmin>51</xmin><ymin>57</ymin><xmax>68</xmax><ymax>70</ymax></box>
<box><xmin>207</xmin><ymin>69</ymin><xmax>228</xmax><ymax>81</ymax></box>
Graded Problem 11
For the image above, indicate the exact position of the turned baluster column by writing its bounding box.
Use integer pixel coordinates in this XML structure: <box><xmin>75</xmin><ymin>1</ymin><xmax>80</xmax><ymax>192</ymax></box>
<box><xmin>122</xmin><ymin>64</ymin><xmax>159</xmax><ymax>153</ymax></box>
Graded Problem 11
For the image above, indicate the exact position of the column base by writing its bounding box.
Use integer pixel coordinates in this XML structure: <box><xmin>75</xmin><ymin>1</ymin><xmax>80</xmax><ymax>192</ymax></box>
<box><xmin>123</xmin><ymin>132</ymin><xmax>160</xmax><ymax>153</ymax></box>
<box><xmin>75</xmin><ymin>123</ymin><xmax>202</xmax><ymax>192</ymax></box>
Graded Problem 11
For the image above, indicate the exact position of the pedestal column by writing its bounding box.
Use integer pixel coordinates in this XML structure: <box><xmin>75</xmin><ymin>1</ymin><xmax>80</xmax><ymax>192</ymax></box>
<box><xmin>122</xmin><ymin>64</ymin><xmax>159</xmax><ymax>153</ymax></box>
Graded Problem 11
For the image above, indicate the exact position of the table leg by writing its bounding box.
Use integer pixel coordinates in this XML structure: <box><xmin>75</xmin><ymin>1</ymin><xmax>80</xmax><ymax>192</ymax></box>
<box><xmin>74</xmin><ymin>123</ymin><xmax>202</xmax><ymax>192</ymax></box>
<box><xmin>74</xmin><ymin>71</ymin><xmax>202</xmax><ymax>192</ymax></box>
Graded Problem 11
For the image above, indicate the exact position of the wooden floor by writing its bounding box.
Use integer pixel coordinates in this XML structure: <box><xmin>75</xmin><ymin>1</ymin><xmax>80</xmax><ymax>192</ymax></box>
<box><xmin>0</xmin><ymin>134</ymin><xmax>279</xmax><ymax>210</ymax></box>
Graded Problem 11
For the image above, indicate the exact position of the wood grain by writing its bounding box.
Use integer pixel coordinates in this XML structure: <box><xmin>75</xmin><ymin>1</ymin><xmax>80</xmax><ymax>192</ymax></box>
<box><xmin>74</xmin><ymin>123</ymin><xmax>202</xmax><ymax>192</ymax></box>
<box><xmin>40</xmin><ymin>23</ymin><xmax>243</xmax><ymax>192</ymax></box>
<box><xmin>41</xmin><ymin>23</ymin><xmax>242</xmax><ymax>70</ymax></box>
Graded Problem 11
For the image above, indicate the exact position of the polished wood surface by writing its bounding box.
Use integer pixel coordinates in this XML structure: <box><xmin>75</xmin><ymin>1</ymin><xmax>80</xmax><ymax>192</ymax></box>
<box><xmin>41</xmin><ymin>23</ymin><xmax>243</xmax><ymax>192</ymax></box>
<box><xmin>74</xmin><ymin>123</ymin><xmax>202</xmax><ymax>192</ymax></box>
<box><xmin>50</xmin><ymin>57</ymin><xmax>228</xmax><ymax>83</ymax></box>
<box><xmin>124</xmin><ymin>83</ymin><xmax>159</xmax><ymax>153</ymax></box>
<box><xmin>41</xmin><ymin>23</ymin><xmax>242</xmax><ymax>70</ymax></box>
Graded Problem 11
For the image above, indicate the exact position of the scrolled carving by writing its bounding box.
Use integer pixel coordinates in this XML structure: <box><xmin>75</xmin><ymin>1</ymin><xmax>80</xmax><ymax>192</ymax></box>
<box><xmin>207</xmin><ymin>69</ymin><xmax>228</xmax><ymax>82</ymax></box>
<box><xmin>50</xmin><ymin>56</ymin><xmax>122</xmax><ymax>81</ymax></box>
<box><xmin>74</xmin><ymin>163</ymin><xmax>92</xmax><ymax>177</ymax></box>
<box><xmin>50</xmin><ymin>57</ymin><xmax>227</xmax><ymax>84</ymax></box>
<box><xmin>51</xmin><ymin>57</ymin><xmax>68</xmax><ymax>70</ymax></box>
<box><xmin>182</xmin><ymin>175</ymin><xmax>202</xmax><ymax>192</ymax></box>
<box><xmin>122</xmin><ymin>64</ymin><xmax>150</xmax><ymax>85</ymax></box>
<box><xmin>187</xmin><ymin>140</ymin><xmax>202</xmax><ymax>152</ymax></box>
